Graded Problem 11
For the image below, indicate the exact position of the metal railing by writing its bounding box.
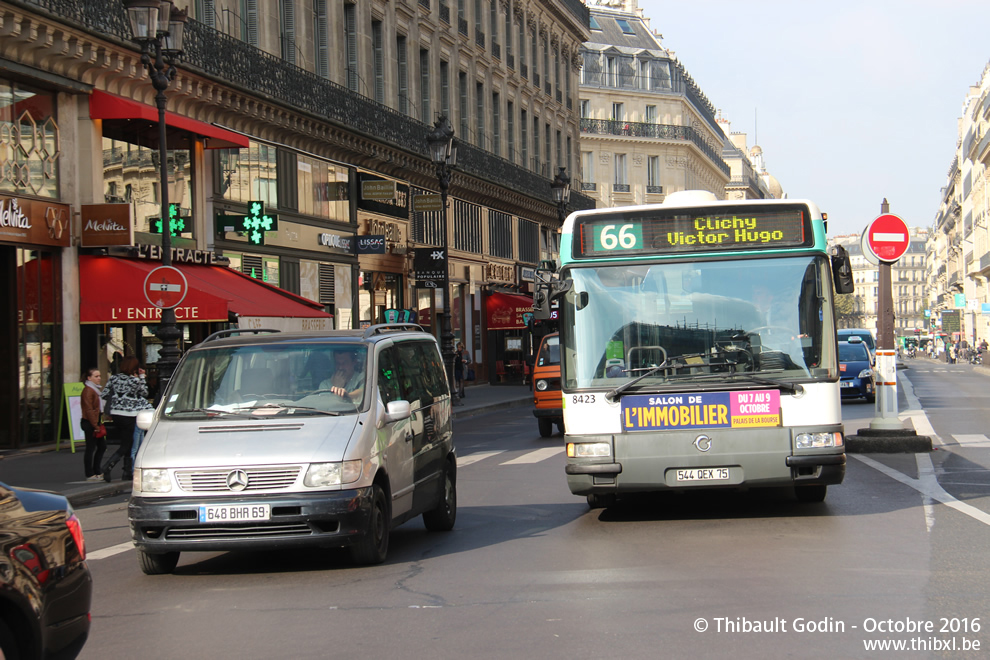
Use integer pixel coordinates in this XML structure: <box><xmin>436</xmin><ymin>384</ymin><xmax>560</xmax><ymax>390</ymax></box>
<box><xmin>580</xmin><ymin>118</ymin><xmax>730</xmax><ymax>176</ymax></box>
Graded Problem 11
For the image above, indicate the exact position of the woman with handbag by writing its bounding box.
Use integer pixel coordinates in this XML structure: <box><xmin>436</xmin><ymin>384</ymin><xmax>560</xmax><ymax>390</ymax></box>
<box><xmin>80</xmin><ymin>367</ymin><xmax>107</xmax><ymax>481</ymax></box>
<box><xmin>100</xmin><ymin>357</ymin><xmax>150</xmax><ymax>483</ymax></box>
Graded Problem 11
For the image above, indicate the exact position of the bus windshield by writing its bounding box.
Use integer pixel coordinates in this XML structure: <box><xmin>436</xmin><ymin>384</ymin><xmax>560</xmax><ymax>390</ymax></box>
<box><xmin>561</xmin><ymin>255</ymin><xmax>838</xmax><ymax>390</ymax></box>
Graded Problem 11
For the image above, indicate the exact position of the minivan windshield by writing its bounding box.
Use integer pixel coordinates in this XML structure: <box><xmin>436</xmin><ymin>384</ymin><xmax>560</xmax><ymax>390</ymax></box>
<box><xmin>163</xmin><ymin>343</ymin><xmax>369</xmax><ymax>418</ymax></box>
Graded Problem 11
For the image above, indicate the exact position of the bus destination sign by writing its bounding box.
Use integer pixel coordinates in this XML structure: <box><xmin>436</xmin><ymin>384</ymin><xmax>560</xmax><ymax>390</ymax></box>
<box><xmin>575</xmin><ymin>206</ymin><xmax>810</xmax><ymax>258</ymax></box>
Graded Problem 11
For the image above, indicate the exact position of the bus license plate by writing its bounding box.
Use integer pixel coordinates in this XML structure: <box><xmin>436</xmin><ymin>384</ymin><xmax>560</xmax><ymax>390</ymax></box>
<box><xmin>198</xmin><ymin>504</ymin><xmax>270</xmax><ymax>523</ymax></box>
<box><xmin>676</xmin><ymin>468</ymin><xmax>729</xmax><ymax>482</ymax></box>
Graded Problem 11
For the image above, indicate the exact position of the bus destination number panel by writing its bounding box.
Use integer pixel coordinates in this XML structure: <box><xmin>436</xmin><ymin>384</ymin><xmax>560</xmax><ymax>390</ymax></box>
<box><xmin>574</xmin><ymin>205</ymin><xmax>812</xmax><ymax>259</ymax></box>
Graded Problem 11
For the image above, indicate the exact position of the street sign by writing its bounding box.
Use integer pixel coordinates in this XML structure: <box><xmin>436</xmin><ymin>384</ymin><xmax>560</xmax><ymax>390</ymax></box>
<box><xmin>866</xmin><ymin>213</ymin><xmax>910</xmax><ymax>262</ymax></box>
<box><xmin>144</xmin><ymin>265</ymin><xmax>188</xmax><ymax>309</ymax></box>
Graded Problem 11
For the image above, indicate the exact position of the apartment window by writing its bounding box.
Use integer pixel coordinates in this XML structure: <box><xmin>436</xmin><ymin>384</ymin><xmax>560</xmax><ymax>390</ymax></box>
<box><xmin>612</xmin><ymin>103</ymin><xmax>624</xmax><ymax>122</ymax></box>
<box><xmin>504</xmin><ymin>3</ymin><xmax>512</xmax><ymax>60</ymax></box>
<box><xmin>492</xmin><ymin>92</ymin><xmax>501</xmax><ymax>157</ymax></box>
<box><xmin>616</xmin><ymin>18</ymin><xmax>635</xmax><ymax>35</ymax></box>
<box><xmin>521</xmin><ymin>109</ymin><xmax>528</xmax><ymax>167</ymax></box>
<box><xmin>615</xmin><ymin>153</ymin><xmax>627</xmax><ymax>185</ymax></box>
<box><xmin>639</xmin><ymin>60</ymin><xmax>650</xmax><ymax>89</ymax></box>
<box><xmin>647</xmin><ymin>156</ymin><xmax>660</xmax><ymax>189</ymax></box>
<box><xmin>373</xmin><ymin>21</ymin><xmax>384</xmax><ymax>104</ymax></box>
<box><xmin>314</xmin><ymin>0</ymin><xmax>328</xmax><ymax>78</ymax></box>
<box><xmin>566</xmin><ymin>136</ymin><xmax>572</xmax><ymax>175</ymax></box>
<box><xmin>555</xmin><ymin>129</ymin><xmax>561</xmax><ymax>168</ymax></box>
<box><xmin>531</xmin><ymin>29</ymin><xmax>538</xmax><ymax>81</ymax></box>
<box><xmin>420</xmin><ymin>49</ymin><xmax>431</xmax><ymax>121</ymax></box>
<box><xmin>440</xmin><ymin>60</ymin><xmax>450</xmax><ymax>118</ymax></box>
<box><xmin>564</xmin><ymin>54</ymin><xmax>571</xmax><ymax>104</ymax></box>
<box><xmin>475</xmin><ymin>81</ymin><xmax>485</xmax><ymax>149</ymax></box>
<box><xmin>543</xmin><ymin>34</ymin><xmax>550</xmax><ymax>89</ymax></box>
<box><xmin>490</xmin><ymin>0</ymin><xmax>498</xmax><ymax>48</ymax></box>
<box><xmin>243</xmin><ymin>0</ymin><xmax>259</xmax><ymax>46</ymax></box>
<box><xmin>532</xmin><ymin>115</ymin><xmax>539</xmax><ymax>172</ymax></box>
<box><xmin>544</xmin><ymin>123</ymin><xmax>551</xmax><ymax>172</ymax></box>
<box><xmin>581</xmin><ymin>151</ymin><xmax>594</xmax><ymax>188</ymax></box>
<box><xmin>397</xmin><ymin>35</ymin><xmax>408</xmax><ymax>115</ymax></box>
<box><xmin>279</xmin><ymin>0</ymin><xmax>296</xmax><ymax>64</ymax></box>
<box><xmin>507</xmin><ymin>101</ymin><xmax>515</xmax><ymax>161</ymax></box>
<box><xmin>589</xmin><ymin>15</ymin><xmax>601</xmax><ymax>30</ymax></box>
<box><xmin>459</xmin><ymin>71</ymin><xmax>469</xmax><ymax>141</ymax></box>
<box><xmin>606</xmin><ymin>56</ymin><xmax>617</xmax><ymax>87</ymax></box>
<box><xmin>519</xmin><ymin>19</ymin><xmax>527</xmax><ymax>75</ymax></box>
<box><xmin>580</xmin><ymin>99</ymin><xmax>590</xmax><ymax>118</ymax></box>
<box><xmin>645</xmin><ymin>104</ymin><xmax>657</xmax><ymax>123</ymax></box>
<box><xmin>344</xmin><ymin>3</ymin><xmax>358</xmax><ymax>92</ymax></box>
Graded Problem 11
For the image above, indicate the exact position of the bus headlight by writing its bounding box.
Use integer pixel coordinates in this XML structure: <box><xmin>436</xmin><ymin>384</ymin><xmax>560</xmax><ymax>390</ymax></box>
<box><xmin>535</xmin><ymin>379</ymin><xmax>549</xmax><ymax>391</ymax></box>
<box><xmin>794</xmin><ymin>432</ymin><xmax>843</xmax><ymax>449</ymax></box>
<box><xmin>136</xmin><ymin>468</ymin><xmax>171</xmax><ymax>493</ymax></box>
<box><xmin>567</xmin><ymin>442</ymin><xmax>611</xmax><ymax>458</ymax></box>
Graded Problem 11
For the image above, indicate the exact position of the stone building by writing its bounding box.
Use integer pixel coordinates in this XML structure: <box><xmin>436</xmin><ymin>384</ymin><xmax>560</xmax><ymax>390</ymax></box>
<box><xmin>0</xmin><ymin>0</ymin><xmax>594</xmax><ymax>448</ymax></box>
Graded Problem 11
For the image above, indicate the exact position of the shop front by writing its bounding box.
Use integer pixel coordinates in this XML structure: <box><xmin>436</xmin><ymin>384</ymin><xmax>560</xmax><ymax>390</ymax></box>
<box><xmin>484</xmin><ymin>285</ymin><xmax>535</xmax><ymax>385</ymax></box>
<box><xmin>1</xmin><ymin>196</ymin><xmax>71</xmax><ymax>448</ymax></box>
<box><xmin>77</xmin><ymin>253</ymin><xmax>333</xmax><ymax>396</ymax></box>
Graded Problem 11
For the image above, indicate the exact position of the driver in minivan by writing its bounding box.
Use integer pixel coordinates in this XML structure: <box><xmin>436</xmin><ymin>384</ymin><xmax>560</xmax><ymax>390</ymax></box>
<box><xmin>319</xmin><ymin>350</ymin><xmax>365</xmax><ymax>402</ymax></box>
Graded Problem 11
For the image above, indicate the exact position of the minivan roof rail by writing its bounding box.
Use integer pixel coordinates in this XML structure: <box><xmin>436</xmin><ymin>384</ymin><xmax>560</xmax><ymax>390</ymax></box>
<box><xmin>362</xmin><ymin>323</ymin><xmax>425</xmax><ymax>338</ymax></box>
<box><xmin>199</xmin><ymin>328</ymin><xmax>281</xmax><ymax>344</ymax></box>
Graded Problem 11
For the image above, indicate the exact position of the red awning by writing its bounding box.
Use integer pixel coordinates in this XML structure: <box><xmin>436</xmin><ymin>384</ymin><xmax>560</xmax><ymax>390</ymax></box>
<box><xmin>78</xmin><ymin>256</ymin><xmax>331</xmax><ymax>326</ymax></box>
<box><xmin>485</xmin><ymin>292</ymin><xmax>535</xmax><ymax>330</ymax></box>
<box><xmin>89</xmin><ymin>90</ymin><xmax>249</xmax><ymax>149</ymax></box>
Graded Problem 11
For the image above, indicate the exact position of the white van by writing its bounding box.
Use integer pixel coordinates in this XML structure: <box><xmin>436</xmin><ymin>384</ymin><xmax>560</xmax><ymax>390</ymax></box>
<box><xmin>129</xmin><ymin>324</ymin><xmax>455</xmax><ymax>574</ymax></box>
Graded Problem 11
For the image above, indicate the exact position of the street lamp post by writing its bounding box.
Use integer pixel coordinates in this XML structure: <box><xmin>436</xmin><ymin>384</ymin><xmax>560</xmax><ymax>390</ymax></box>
<box><xmin>426</xmin><ymin>116</ymin><xmax>458</xmax><ymax>401</ymax></box>
<box><xmin>123</xmin><ymin>0</ymin><xmax>187</xmax><ymax>395</ymax></box>
<box><xmin>550</xmin><ymin>166</ymin><xmax>571</xmax><ymax>224</ymax></box>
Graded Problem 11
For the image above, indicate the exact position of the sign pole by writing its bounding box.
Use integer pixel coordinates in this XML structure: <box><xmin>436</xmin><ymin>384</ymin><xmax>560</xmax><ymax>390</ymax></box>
<box><xmin>870</xmin><ymin>199</ymin><xmax>903</xmax><ymax>430</ymax></box>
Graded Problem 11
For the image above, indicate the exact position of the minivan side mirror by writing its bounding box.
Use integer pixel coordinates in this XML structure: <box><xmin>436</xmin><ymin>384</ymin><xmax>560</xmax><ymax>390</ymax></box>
<box><xmin>381</xmin><ymin>400</ymin><xmax>412</xmax><ymax>426</ymax></box>
<box><xmin>136</xmin><ymin>409</ymin><xmax>155</xmax><ymax>431</ymax></box>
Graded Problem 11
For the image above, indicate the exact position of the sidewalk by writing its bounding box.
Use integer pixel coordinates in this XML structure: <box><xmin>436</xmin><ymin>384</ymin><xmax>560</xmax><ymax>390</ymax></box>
<box><xmin>0</xmin><ymin>383</ymin><xmax>532</xmax><ymax>508</ymax></box>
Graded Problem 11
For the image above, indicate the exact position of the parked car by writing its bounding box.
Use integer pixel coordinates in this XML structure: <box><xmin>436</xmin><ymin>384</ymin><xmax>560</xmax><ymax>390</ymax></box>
<box><xmin>839</xmin><ymin>337</ymin><xmax>875</xmax><ymax>402</ymax></box>
<box><xmin>0</xmin><ymin>482</ymin><xmax>91</xmax><ymax>659</ymax></box>
<box><xmin>129</xmin><ymin>324</ymin><xmax>456</xmax><ymax>574</ymax></box>
<box><xmin>837</xmin><ymin>328</ymin><xmax>876</xmax><ymax>361</ymax></box>
<box><xmin>532</xmin><ymin>333</ymin><xmax>563</xmax><ymax>437</ymax></box>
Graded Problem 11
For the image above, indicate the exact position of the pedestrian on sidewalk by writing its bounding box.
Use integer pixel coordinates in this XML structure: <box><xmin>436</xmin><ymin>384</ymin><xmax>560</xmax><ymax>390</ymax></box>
<box><xmin>80</xmin><ymin>367</ymin><xmax>107</xmax><ymax>481</ymax></box>
<box><xmin>100</xmin><ymin>356</ymin><xmax>149</xmax><ymax>483</ymax></box>
<box><xmin>453</xmin><ymin>342</ymin><xmax>468</xmax><ymax>398</ymax></box>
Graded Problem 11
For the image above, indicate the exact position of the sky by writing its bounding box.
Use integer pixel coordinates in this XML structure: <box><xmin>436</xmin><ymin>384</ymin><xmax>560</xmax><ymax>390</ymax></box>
<box><xmin>632</xmin><ymin>0</ymin><xmax>990</xmax><ymax>237</ymax></box>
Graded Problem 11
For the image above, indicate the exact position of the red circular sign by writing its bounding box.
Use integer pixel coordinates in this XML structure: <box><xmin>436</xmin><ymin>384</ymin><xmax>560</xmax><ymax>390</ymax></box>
<box><xmin>866</xmin><ymin>213</ymin><xmax>910</xmax><ymax>262</ymax></box>
<box><xmin>144</xmin><ymin>266</ymin><xmax>188</xmax><ymax>309</ymax></box>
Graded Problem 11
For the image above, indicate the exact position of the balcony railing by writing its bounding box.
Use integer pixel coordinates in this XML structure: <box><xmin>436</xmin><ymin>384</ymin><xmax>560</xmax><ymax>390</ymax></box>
<box><xmin>475</xmin><ymin>29</ymin><xmax>485</xmax><ymax>48</ymax></box>
<box><xmin>581</xmin><ymin>118</ymin><xmax>730</xmax><ymax>176</ymax></box>
<box><xmin>646</xmin><ymin>185</ymin><xmax>663</xmax><ymax>194</ymax></box>
<box><xmin>613</xmin><ymin>183</ymin><xmax>631</xmax><ymax>193</ymax></box>
<box><xmin>25</xmin><ymin>0</ymin><xmax>595</xmax><ymax>212</ymax></box>
<box><xmin>439</xmin><ymin>2</ymin><xmax>450</xmax><ymax>23</ymax></box>
<box><xmin>459</xmin><ymin>17</ymin><xmax>469</xmax><ymax>36</ymax></box>
<box><xmin>581</xmin><ymin>182</ymin><xmax>597</xmax><ymax>191</ymax></box>
<box><xmin>492</xmin><ymin>42</ymin><xmax>500</xmax><ymax>60</ymax></box>
<box><xmin>507</xmin><ymin>54</ymin><xmax>514</xmax><ymax>69</ymax></box>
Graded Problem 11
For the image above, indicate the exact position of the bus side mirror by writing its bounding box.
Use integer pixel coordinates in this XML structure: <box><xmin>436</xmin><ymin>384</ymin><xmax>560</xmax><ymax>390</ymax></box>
<box><xmin>533</xmin><ymin>277</ymin><xmax>572</xmax><ymax>320</ymax></box>
<box><xmin>830</xmin><ymin>244</ymin><xmax>854</xmax><ymax>294</ymax></box>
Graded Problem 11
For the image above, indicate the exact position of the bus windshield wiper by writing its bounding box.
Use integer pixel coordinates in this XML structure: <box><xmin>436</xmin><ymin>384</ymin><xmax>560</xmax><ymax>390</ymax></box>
<box><xmin>728</xmin><ymin>372</ymin><xmax>804</xmax><ymax>395</ymax></box>
<box><xmin>605</xmin><ymin>362</ymin><xmax>673</xmax><ymax>402</ymax></box>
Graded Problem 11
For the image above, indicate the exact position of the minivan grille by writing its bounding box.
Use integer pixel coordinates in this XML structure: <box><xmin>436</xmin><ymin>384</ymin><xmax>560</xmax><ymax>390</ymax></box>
<box><xmin>165</xmin><ymin>523</ymin><xmax>314</xmax><ymax>540</ymax></box>
<box><xmin>175</xmin><ymin>466</ymin><xmax>303</xmax><ymax>492</ymax></box>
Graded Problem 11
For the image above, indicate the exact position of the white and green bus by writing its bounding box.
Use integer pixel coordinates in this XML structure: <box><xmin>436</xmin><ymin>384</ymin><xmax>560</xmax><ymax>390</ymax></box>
<box><xmin>533</xmin><ymin>191</ymin><xmax>855</xmax><ymax>507</ymax></box>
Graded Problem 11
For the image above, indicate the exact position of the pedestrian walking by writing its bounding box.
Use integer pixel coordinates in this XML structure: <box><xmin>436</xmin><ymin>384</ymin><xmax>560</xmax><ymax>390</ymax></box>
<box><xmin>453</xmin><ymin>342</ymin><xmax>468</xmax><ymax>398</ymax></box>
<box><xmin>100</xmin><ymin>356</ymin><xmax>150</xmax><ymax>483</ymax></box>
<box><xmin>80</xmin><ymin>367</ymin><xmax>107</xmax><ymax>481</ymax></box>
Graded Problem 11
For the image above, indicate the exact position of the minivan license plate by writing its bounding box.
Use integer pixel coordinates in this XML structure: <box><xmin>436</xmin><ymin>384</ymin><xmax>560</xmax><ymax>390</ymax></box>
<box><xmin>198</xmin><ymin>504</ymin><xmax>270</xmax><ymax>523</ymax></box>
<box><xmin>676</xmin><ymin>468</ymin><xmax>729</xmax><ymax>482</ymax></box>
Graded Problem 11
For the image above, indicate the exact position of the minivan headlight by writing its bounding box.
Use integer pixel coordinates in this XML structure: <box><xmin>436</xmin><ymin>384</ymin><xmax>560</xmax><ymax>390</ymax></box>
<box><xmin>136</xmin><ymin>468</ymin><xmax>171</xmax><ymax>493</ymax></box>
<box><xmin>304</xmin><ymin>460</ymin><xmax>362</xmax><ymax>488</ymax></box>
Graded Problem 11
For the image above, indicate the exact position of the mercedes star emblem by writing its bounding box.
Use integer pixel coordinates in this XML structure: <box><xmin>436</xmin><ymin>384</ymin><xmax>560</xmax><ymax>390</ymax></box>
<box><xmin>226</xmin><ymin>469</ymin><xmax>249</xmax><ymax>491</ymax></box>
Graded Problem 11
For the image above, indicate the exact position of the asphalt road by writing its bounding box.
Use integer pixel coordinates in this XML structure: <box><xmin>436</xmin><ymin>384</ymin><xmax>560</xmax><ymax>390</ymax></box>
<box><xmin>75</xmin><ymin>368</ymin><xmax>990</xmax><ymax>659</ymax></box>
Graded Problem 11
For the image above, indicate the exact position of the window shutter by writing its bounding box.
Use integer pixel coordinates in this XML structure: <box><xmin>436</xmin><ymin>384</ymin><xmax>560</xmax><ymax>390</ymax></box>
<box><xmin>345</xmin><ymin>4</ymin><xmax>358</xmax><ymax>91</ymax></box>
<box><xmin>242</xmin><ymin>255</ymin><xmax>263</xmax><ymax>279</ymax></box>
<box><xmin>315</xmin><ymin>0</ymin><xmax>329</xmax><ymax>78</ymax></box>
<box><xmin>281</xmin><ymin>0</ymin><xmax>296</xmax><ymax>65</ymax></box>
<box><xmin>319</xmin><ymin>264</ymin><xmax>335</xmax><ymax>304</ymax></box>
<box><xmin>245</xmin><ymin>0</ymin><xmax>259</xmax><ymax>46</ymax></box>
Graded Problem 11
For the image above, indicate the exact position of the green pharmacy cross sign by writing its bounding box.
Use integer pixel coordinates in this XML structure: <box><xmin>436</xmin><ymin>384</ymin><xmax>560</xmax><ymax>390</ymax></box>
<box><xmin>216</xmin><ymin>201</ymin><xmax>279</xmax><ymax>246</ymax></box>
<box><xmin>151</xmin><ymin>203</ymin><xmax>189</xmax><ymax>236</ymax></box>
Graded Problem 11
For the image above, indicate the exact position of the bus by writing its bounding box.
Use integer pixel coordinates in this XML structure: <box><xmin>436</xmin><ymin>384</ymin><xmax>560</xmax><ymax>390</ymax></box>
<box><xmin>533</xmin><ymin>191</ymin><xmax>854</xmax><ymax>507</ymax></box>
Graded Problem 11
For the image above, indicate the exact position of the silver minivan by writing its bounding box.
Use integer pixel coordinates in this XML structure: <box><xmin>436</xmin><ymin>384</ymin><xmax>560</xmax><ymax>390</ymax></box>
<box><xmin>128</xmin><ymin>324</ymin><xmax>456</xmax><ymax>574</ymax></box>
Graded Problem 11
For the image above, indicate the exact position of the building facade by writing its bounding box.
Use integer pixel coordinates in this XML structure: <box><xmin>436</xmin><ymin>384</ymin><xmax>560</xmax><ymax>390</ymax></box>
<box><xmin>927</xmin><ymin>62</ymin><xmax>990</xmax><ymax>349</ymax></box>
<box><xmin>0</xmin><ymin>0</ymin><xmax>595</xmax><ymax>448</ymax></box>
<box><xmin>576</xmin><ymin>0</ymin><xmax>730</xmax><ymax>206</ymax></box>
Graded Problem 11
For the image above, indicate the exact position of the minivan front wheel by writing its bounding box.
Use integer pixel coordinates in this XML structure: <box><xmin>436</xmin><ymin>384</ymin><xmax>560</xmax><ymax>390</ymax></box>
<box><xmin>351</xmin><ymin>484</ymin><xmax>389</xmax><ymax>565</ymax></box>
<box><xmin>423</xmin><ymin>459</ymin><xmax>457</xmax><ymax>531</ymax></box>
<box><xmin>138</xmin><ymin>549</ymin><xmax>180</xmax><ymax>575</ymax></box>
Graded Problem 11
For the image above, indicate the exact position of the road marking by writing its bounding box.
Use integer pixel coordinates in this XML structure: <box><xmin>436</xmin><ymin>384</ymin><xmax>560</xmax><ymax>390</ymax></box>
<box><xmin>852</xmin><ymin>454</ymin><xmax>990</xmax><ymax>527</ymax></box>
<box><xmin>951</xmin><ymin>434</ymin><xmax>990</xmax><ymax>448</ymax></box>
<box><xmin>87</xmin><ymin>541</ymin><xmax>134</xmax><ymax>561</ymax></box>
<box><xmin>500</xmin><ymin>447</ymin><xmax>564</xmax><ymax>465</ymax></box>
<box><xmin>457</xmin><ymin>451</ymin><xmax>504</xmax><ymax>467</ymax></box>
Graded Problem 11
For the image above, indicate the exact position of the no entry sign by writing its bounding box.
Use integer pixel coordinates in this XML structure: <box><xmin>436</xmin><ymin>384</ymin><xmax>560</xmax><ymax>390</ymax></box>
<box><xmin>144</xmin><ymin>265</ymin><xmax>188</xmax><ymax>309</ymax></box>
<box><xmin>866</xmin><ymin>213</ymin><xmax>910</xmax><ymax>262</ymax></box>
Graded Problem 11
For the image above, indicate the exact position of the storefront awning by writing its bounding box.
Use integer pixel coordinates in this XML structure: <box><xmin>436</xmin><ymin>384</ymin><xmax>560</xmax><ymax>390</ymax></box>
<box><xmin>79</xmin><ymin>256</ymin><xmax>332</xmax><ymax>329</ymax></box>
<box><xmin>485</xmin><ymin>292</ymin><xmax>535</xmax><ymax>330</ymax></box>
<box><xmin>89</xmin><ymin>90</ymin><xmax>249</xmax><ymax>150</ymax></box>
